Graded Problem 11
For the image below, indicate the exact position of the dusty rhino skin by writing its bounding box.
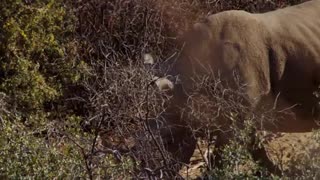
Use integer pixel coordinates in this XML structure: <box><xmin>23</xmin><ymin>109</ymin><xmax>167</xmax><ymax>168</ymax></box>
<box><xmin>158</xmin><ymin>0</ymin><xmax>320</xmax><ymax>174</ymax></box>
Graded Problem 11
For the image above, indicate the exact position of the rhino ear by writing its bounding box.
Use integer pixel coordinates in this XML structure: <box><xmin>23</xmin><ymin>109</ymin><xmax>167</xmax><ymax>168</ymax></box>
<box><xmin>192</xmin><ymin>22</ymin><xmax>212</xmax><ymax>40</ymax></box>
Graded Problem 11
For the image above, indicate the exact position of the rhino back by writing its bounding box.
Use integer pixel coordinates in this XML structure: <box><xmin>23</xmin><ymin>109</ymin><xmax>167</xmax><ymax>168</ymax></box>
<box><xmin>259</xmin><ymin>0</ymin><xmax>320</xmax><ymax>118</ymax></box>
<box><xmin>261</xmin><ymin>0</ymin><xmax>320</xmax><ymax>65</ymax></box>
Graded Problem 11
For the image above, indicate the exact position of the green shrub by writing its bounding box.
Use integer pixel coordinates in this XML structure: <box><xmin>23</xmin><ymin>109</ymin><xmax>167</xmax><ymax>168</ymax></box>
<box><xmin>0</xmin><ymin>120</ymin><xmax>85</xmax><ymax>179</ymax></box>
<box><xmin>0</xmin><ymin>0</ymin><xmax>86</xmax><ymax>124</ymax></box>
<box><xmin>0</xmin><ymin>0</ymin><xmax>90</xmax><ymax>178</ymax></box>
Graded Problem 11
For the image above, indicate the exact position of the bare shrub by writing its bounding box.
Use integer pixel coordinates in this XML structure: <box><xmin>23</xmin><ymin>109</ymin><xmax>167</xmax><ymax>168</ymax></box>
<box><xmin>68</xmin><ymin>0</ymin><xmax>306</xmax><ymax>178</ymax></box>
<box><xmin>81</xmin><ymin>59</ymin><xmax>189</xmax><ymax>178</ymax></box>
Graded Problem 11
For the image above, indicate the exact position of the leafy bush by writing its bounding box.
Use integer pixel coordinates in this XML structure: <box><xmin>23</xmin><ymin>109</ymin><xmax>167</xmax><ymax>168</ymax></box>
<box><xmin>0</xmin><ymin>120</ymin><xmax>84</xmax><ymax>179</ymax></box>
<box><xmin>0</xmin><ymin>0</ymin><xmax>89</xmax><ymax>178</ymax></box>
<box><xmin>0</xmin><ymin>0</ymin><xmax>86</xmax><ymax>124</ymax></box>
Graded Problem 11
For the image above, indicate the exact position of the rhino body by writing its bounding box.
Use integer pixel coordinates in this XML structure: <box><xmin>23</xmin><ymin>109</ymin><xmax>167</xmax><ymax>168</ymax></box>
<box><xmin>154</xmin><ymin>0</ymin><xmax>320</xmax><ymax>174</ymax></box>
<box><xmin>166</xmin><ymin>0</ymin><xmax>320</xmax><ymax>132</ymax></box>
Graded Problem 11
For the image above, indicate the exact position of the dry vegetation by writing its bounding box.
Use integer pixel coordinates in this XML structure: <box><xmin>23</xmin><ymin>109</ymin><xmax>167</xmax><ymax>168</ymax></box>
<box><xmin>1</xmin><ymin>0</ymin><xmax>318</xmax><ymax>179</ymax></box>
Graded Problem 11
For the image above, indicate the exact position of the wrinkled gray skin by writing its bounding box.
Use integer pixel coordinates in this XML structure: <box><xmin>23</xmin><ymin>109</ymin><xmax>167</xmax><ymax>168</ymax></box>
<box><xmin>154</xmin><ymin>0</ymin><xmax>320</xmax><ymax>174</ymax></box>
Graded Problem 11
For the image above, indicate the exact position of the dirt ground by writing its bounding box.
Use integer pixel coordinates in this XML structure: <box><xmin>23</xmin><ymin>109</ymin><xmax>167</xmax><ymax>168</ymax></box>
<box><xmin>179</xmin><ymin>132</ymin><xmax>320</xmax><ymax>179</ymax></box>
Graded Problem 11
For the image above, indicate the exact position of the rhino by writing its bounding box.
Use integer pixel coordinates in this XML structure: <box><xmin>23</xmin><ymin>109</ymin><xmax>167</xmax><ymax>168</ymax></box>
<box><xmin>153</xmin><ymin>0</ymin><xmax>320</xmax><ymax>174</ymax></box>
